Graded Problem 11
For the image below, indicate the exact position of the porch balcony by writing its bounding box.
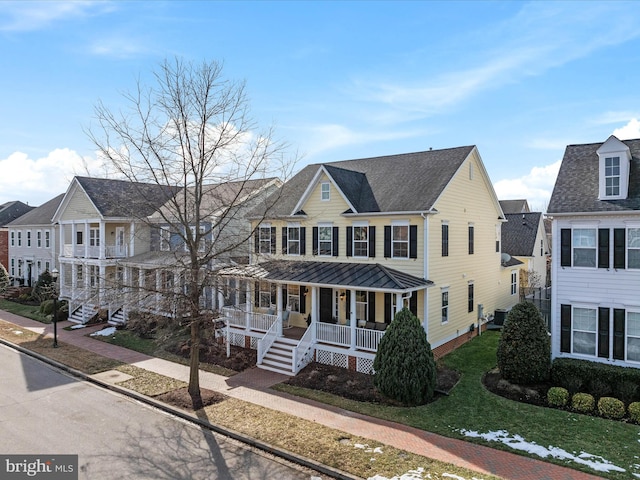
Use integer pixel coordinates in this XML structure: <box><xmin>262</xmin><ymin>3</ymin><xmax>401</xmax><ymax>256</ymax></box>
<box><xmin>61</xmin><ymin>243</ymin><xmax>129</xmax><ymax>259</ymax></box>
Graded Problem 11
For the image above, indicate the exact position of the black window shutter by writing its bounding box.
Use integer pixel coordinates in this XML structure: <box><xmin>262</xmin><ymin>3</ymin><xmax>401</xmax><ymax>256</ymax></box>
<box><xmin>560</xmin><ymin>229</ymin><xmax>571</xmax><ymax>267</ymax></box>
<box><xmin>613</xmin><ymin>308</ymin><xmax>625</xmax><ymax>360</ymax></box>
<box><xmin>282</xmin><ymin>227</ymin><xmax>288</xmax><ymax>254</ymax></box>
<box><xmin>410</xmin><ymin>293</ymin><xmax>418</xmax><ymax>316</ymax></box>
<box><xmin>254</xmin><ymin>230</ymin><xmax>259</xmax><ymax>253</ymax></box>
<box><xmin>442</xmin><ymin>224</ymin><xmax>449</xmax><ymax>257</ymax></box>
<box><xmin>312</xmin><ymin>227</ymin><xmax>318</xmax><ymax>256</ymax></box>
<box><xmin>346</xmin><ymin>226</ymin><xmax>353</xmax><ymax>257</ymax></box>
<box><xmin>614</xmin><ymin>228</ymin><xmax>625</xmax><ymax>269</ymax></box>
<box><xmin>346</xmin><ymin>290</ymin><xmax>351</xmax><ymax>320</ymax></box>
<box><xmin>468</xmin><ymin>225</ymin><xmax>474</xmax><ymax>254</ymax></box>
<box><xmin>560</xmin><ymin>304</ymin><xmax>571</xmax><ymax>353</ymax></box>
<box><xmin>300</xmin><ymin>287</ymin><xmax>306</xmax><ymax>314</ymax></box>
<box><xmin>300</xmin><ymin>227</ymin><xmax>306</xmax><ymax>255</ymax></box>
<box><xmin>468</xmin><ymin>284</ymin><xmax>474</xmax><ymax>313</ymax></box>
<box><xmin>368</xmin><ymin>292</ymin><xmax>376</xmax><ymax>322</ymax></box>
<box><xmin>410</xmin><ymin>225</ymin><xmax>418</xmax><ymax>258</ymax></box>
<box><xmin>598</xmin><ymin>229</ymin><xmax>609</xmax><ymax>269</ymax></box>
<box><xmin>282</xmin><ymin>286</ymin><xmax>288</xmax><ymax>309</ymax></box>
<box><xmin>598</xmin><ymin>307</ymin><xmax>610</xmax><ymax>358</ymax></box>
<box><xmin>384</xmin><ymin>226</ymin><xmax>391</xmax><ymax>258</ymax></box>
<box><xmin>369</xmin><ymin>226</ymin><xmax>376</xmax><ymax>257</ymax></box>
<box><xmin>332</xmin><ymin>227</ymin><xmax>339</xmax><ymax>256</ymax></box>
<box><xmin>270</xmin><ymin>227</ymin><xmax>276</xmax><ymax>254</ymax></box>
<box><xmin>384</xmin><ymin>293</ymin><xmax>392</xmax><ymax>323</ymax></box>
<box><xmin>254</xmin><ymin>281</ymin><xmax>259</xmax><ymax>307</ymax></box>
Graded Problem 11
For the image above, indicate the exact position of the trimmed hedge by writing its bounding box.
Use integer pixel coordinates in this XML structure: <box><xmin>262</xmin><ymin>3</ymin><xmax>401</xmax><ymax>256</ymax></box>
<box><xmin>571</xmin><ymin>393</ymin><xmax>595</xmax><ymax>414</ymax></box>
<box><xmin>551</xmin><ymin>358</ymin><xmax>640</xmax><ymax>402</ymax></box>
<box><xmin>598</xmin><ymin>397</ymin><xmax>626</xmax><ymax>420</ymax></box>
<box><xmin>628</xmin><ymin>402</ymin><xmax>640</xmax><ymax>424</ymax></box>
<box><xmin>546</xmin><ymin>387</ymin><xmax>569</xmax><ymax>407</ymax></box>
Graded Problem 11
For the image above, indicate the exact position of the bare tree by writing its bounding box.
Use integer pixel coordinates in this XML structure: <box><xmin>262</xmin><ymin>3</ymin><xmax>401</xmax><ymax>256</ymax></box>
<box><xmin>87</xmin><ymin>58</ymin><xmax>296</xmax><ymax>408</ymax></box>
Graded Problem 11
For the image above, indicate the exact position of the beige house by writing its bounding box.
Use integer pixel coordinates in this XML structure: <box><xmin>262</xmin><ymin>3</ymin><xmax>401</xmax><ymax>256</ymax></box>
<box><xmin>220</xmin><ymin>146</ymin><xmax>519</xmax><ymax>375</ymax></box>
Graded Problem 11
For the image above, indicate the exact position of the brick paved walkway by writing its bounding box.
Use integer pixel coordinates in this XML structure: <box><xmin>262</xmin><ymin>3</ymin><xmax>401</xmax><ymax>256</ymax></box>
<box><xmin>0</xmin><ymin>310</ymin><xmax>605</xmax><ymax>480</ymax></box>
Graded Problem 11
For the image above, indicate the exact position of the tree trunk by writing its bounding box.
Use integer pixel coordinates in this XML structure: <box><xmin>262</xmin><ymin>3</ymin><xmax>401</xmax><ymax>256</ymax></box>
<box><xmin>188</xmin><ymin>317</ymin><xmax>203</xmax><ymax>409</ymax></box>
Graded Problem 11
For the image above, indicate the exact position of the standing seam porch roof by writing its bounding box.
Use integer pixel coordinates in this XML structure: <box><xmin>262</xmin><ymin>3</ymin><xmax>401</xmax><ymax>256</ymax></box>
<box><xmin>220</xmin><ymin>260</ymin><xmax>433</xmax><ymax>292</ymax></box>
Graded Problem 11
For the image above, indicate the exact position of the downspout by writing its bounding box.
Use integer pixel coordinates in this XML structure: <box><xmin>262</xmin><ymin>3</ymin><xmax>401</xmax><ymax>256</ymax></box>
<box><xmin>421</xmin><ymin>212</ymin><xmax>429</xmax><ymax>339</ymax></box>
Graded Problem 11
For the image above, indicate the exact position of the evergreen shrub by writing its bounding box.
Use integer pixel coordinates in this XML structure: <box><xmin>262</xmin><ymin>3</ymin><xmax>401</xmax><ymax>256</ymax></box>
<box><xmin>598</xmin><ymin>397</ymin><xmax>625</xmax><ymax>420</ymax></box>
<box><xmin>373</xmin><ymin>308</ymin><xmax>437</xmax><ymax>406</ymax></box>
<box><xmin>571</xmin><ymin>393</ymin><xmax>595</xmax><ymax>414</ymax></box>
<box><xmin>628</xmin><ymin>402</ymin><xmax>640</xmax><ymax>424</ymax></box>
<box><xmin>496</xmin><ymin>302</ymin><xmax>550</xmax><ymax>384</ymax></box>
<box><xmin>546</xmin><ymin>387</ymin><xmax>569</xmax><ymax>408</ymax></box>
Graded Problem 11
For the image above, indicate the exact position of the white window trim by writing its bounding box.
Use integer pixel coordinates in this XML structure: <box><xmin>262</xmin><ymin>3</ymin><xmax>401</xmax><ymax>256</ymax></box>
<box><xmin>258</xmin><ymin>223</ymin><xmax>272</xmax><ymax>255</ymax></box>
<box><xmin>36</xmin><ymin>230</ymin><xmax>42</xmax><ymax>248</ymax></box>
<box><xmin>572</xmin><ymin>227</ymin><xmax>597</xmax><ymax>268</ymax></box>
<box><xmin>317</xmin><ymin>222</ymin><xmax>333</xmax><ymax>257</ymax></box>
<box><xmin>44</xmin><ymin>230</ymin><xmax>50</xmax><ymax>249</ymax></box>
<box><xmin>352</xmin><ymin>221</ymin><xmax>369</xmax><ymax>258</ymax></box>
<box><xmin>287</xmin><ymin>223</ymin><xmax>301</xmax><ymax>256</ymax></box>
<box><xmin>391</xmin><ymin>220</ymin><xmax>409</xmax><ymax>259</ymax></box>
<box><xmin>571</xmin><ymin>305</ymin><xmax>597</xmax><ymax>358</ymax></box>
<box><xmin>627</xmin><ymin>310</ymin><xmax>640</xmax><ymax>363</ymax></box>
<box><xmin>10</xmin><ymin>231</ymin><xmax>14</xmax><ymax>247</ymax></box>
<box><xmin>510</xmin><ymin>270</ymin><xmax>517</xmax><ymax>295</ymax></box>
<box><xmin>287</xmin><ymin>284</ymin><xmax>300</xmax><ymax>313</ymax></box>
<box><xmin>160</xmin><ymin>226</ymin><xmax>171</xmax><ymax>252</ymax></box>
<box><xmin>441</xmin><ymin>287</ymin><xmax>449</xmax><ymax>324</ymax></box>
<box><xmin>320</xmin><ymin>181</ymin><xmax>330</xmax><ymax>201</ymax></box>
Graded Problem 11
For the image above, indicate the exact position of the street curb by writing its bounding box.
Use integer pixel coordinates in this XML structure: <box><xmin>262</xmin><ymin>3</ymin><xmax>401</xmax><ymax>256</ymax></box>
<box><xmin>0</xmin><ymin>337</ymin><xmax>362</xmax><ymax>480</ymax></box>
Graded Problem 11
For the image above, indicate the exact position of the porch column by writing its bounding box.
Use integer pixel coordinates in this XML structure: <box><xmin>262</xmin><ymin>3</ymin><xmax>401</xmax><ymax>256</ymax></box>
<box><xmin>100</xmin><ymin>265</ymin><xmax>106</xmax><ymax>305</ymax></box>
<box><xmin>84</xmin><ymin>221</ymin><xmax>89</xmax><ymax>258</ymax></box>
<box><xmin>245</xmin><ymin>281</ymin><xmax>252</xmax><ymax>329</ymax></box>
<box><xmin>311</xmin><ymin>286</ymin><xmax>317</xmax><ymax>343</ymax></box>
<box><xmin>99</xmin><ymin>221</ymin><xmax>106</xmax><ymax>259</ymax></box>
<box><xmin>276</xmin><ymin>283</ymin><xmax>283</xmax><ymax>336</ymax></box>
<box><xmin>349</xmin><ymin>288</ymin><xmax>356</xmax><ymax>350</ymax></box>
<box><xmin>138</xmin><ymin>268</ymin><xmax>144</xmax><ymax>303</ymax></box>
<box><xmin>396</xmin><ymin>293</ymin><xmax>403</xmax><ymax>315</ymax></box>
<box><xmin>129</xmin><ymin>222</ymin><xmax>135</xmax><ymax>257</ymax></box>
<box><xmin>155</xmin><ymin>270</ymin><xmax>162</xmax><ymax>313</ymax></box>
<box><xmin>71</xmin><ymin>223</ymin><xmax>77</xmax><ymax>257</ymax></box>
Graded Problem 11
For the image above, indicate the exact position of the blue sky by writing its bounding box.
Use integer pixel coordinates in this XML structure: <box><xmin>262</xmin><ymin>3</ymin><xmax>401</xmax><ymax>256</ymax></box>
<box><xmin>1</xmin><ymin>1</ymin><xmax>640</xmax><ymax>210</ymax></box>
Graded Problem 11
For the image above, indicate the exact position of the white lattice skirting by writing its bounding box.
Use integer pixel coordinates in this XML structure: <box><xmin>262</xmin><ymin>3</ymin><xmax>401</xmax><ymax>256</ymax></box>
<box><xmin>316</xmin><ymin>349</ymin><xmax>348</xmax><ymax>369</ymax></box>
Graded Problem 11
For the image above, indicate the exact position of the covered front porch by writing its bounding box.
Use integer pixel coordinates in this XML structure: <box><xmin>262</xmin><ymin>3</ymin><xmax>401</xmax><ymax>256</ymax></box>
<box><xmin>219</xmin><ymin>260</ymin><xmax>432</xmax><ymax>375</ymax></box>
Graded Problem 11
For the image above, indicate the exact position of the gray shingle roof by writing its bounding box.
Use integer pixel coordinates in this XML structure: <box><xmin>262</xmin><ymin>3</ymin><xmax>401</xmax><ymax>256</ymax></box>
<box><xmin>76</xmin><ymin>176</ymin><xmax>180</xmax><ymax>218</ymax></box>
<box><xmin>501</xmin><ymin>212</ymin><xmax>542</xmax><ymax>257</ymax></box>
<box><xmin>0</xmin><ymin>201</ymin><xmax>34</xmax><ymax>226</ymax></box>
<box><xmin>547</xmin><ymin>138</ymin><xmax>640</xmax><ymax>214</ymax></box>
<box><xmin>220</xmin><ymin>260</ymin><xmax>432</xmax><ymax>292</ymax></box>
<box><xmin>6</xmin><ymin>194</ymin><xmax>64</xmax><ymax>226</ymax></box>
<box><xmin>258</xmin><ymin>146</ymin><xmax>475</xmax><ymax>217</ymax></box>
<box><xmin>499</xmin><ymin>199</ymin><xmax>530</xmax><ymax>214</ymax></box>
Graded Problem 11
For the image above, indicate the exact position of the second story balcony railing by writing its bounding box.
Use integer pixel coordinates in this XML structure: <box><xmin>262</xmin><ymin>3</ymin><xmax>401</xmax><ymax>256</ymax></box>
<box><xmin>62</xmin><ymin>244</ymin><xmax>128</xmax><ymax>259</ymax></box>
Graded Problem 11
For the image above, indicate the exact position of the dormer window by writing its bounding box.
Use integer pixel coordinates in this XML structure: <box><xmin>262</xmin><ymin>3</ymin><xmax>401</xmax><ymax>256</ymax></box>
<box><xmin>597</xmin><ymin>135</ymin><xmax>631</xmax><ymax>200</ymax></box>
<box><xmin>605</xmin><ymin>156</ymin><xmax>620</xmax><ymax>196</ymax></box>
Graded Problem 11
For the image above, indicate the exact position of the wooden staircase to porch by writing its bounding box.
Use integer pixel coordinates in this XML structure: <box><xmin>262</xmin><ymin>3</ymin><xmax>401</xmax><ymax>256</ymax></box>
<box><xmin>258</xmin><ymin>336</ymin><xmax>298</xmax><ymax>376</ymax></box>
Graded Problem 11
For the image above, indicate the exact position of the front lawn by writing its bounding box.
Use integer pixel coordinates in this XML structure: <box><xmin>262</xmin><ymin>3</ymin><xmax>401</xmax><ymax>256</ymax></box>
<box><xmin>0</xmin><ymin>299</ymin><xmax>50</xmax><ymax>323</ymax></box>
<box><xmin>275</xmin><ymin>331</ymin><xmax>640</xmax><ymax>480</ymax></box>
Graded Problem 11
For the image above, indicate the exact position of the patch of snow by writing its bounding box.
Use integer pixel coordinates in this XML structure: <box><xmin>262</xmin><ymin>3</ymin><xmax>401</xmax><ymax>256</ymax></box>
<box><xmin>12</xmin><ymin>330</ymin><xmax>23</xmax><ymax>335</ymax></box>
<box><xmin>442</xmin><ymin>474</ymin><xmax>466</xmax><ymax>480</ymax></box>
<box><xmin>90</xmin><ymin>326</ymin><xmax>116</xmax><ymax>337</ymax></box>
<box><xmin>354</xmin><ymin>443</ymin><xmax>383</xmax><ymax>454</ymax></box>
<box><xmin>70</xmin><ymin>324</ymin><xmax>86</xmax><ymax>329</ymax></box>
<box><xmin>459</xmin><ymin>429</ymin><xmax>626</xmax><ymax>474</ymax></box>
<box><xmin>368</xmin><ymin>469</ymin><xmax>483</xmax><ymax>480</ymax></box>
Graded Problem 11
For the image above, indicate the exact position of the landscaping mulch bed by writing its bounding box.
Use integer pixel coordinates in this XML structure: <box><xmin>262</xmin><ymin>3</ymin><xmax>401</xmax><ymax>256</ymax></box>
<box><xmin>285</xmin><ymin>361</ymin><xmax>461</xmax><ymax>405</ymax></box>
<box><xmin>482</xmin><ymin>368</ymin><xmax>551</xmax><ymax>406</ymax></box>
<box><xmin>154</xmin><ymin>387</ymin><xmax>227</xmax><ymax>411</ymax></box>
<box><xmin>168</xmin><ymin>341</ymin><xmax>257</xmax><ymax>373</ymax></box>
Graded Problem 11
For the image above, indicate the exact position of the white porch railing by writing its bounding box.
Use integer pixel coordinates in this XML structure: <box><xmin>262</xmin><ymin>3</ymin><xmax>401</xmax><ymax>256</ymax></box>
<box><xmin>221</xmin><ymin>304</ymin><xmax>277</xmax><ymax>332</ymax></box>
<box><xmin>316</xmin><ymin>323</ymin><xmax>351</xmax><ymax>347</ymax></box>
<box><xmin>257</xmin><ymin>320</ymin><xmax>279</xmax><ymax>365</ymax></box>
<box><xmin>293</xmin><ymin>326</ymin><xmax>315</xmax><ymax>374</ymax></box>
<box><xmin>61</xmin><ymin>244</ymin><xmax>127</xmax><ymax>258</ymax></box>
<box><xmin>356</xmin><ymin>327</ymin><xmax>385</xmax><ymax>351</ymax></box>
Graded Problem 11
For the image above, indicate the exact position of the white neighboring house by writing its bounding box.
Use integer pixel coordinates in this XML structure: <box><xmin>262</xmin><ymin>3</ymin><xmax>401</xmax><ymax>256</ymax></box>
<box><xmin>548</xmin><ymin>135</ymin><xmax>640</xmax><ymax>368</ymax></box>
<box><xmin>6</xmin><ymin>194</ymin><xmax>64</xmax><ymax>286</ymax></box>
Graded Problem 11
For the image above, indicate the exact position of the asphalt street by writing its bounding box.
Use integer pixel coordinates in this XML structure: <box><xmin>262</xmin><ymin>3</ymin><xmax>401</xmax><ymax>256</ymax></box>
<box><xmin>0</xmin><ymin>343</ymin><xmax>324</xmax><ymax>480</ymax></box>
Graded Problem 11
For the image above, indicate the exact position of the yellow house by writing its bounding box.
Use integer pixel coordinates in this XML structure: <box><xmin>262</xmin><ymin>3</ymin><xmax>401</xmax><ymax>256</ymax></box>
<box><xmin>221</xmin><ymin>146</ymin><xmax>518</xmax><ymax>375</ymax></box>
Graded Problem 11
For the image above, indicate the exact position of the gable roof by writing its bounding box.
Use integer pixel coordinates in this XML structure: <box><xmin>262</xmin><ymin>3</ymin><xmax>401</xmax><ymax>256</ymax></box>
<box><xmin>0</xmin><ymin>201</ymin><xmax>34</xmax><ymax>227</ymax></box>
<box><xmin>501</xmin><ymin>212</ymin><xmax>542</xmax><ymax>257</ymax></box>
<box><xmin>547</xmin><ymin>138</ymin><xmax>640</xmax><ymax>214</ymax></box>
<box><xmin>258</xmin><ymin>146</ymin><xmax>476</xmax><ymax>217</ymax></box>
<box><xmin>68</xmin><ymin>176</ymin><xmax>180</xmax><ymax>219</ymax></box>
<box><xmin>499</xmin><ymin>199</ymin><xmax>530</xmax><ymax>214</ymax></box>
<box><xmin>6</xmin><ymin>194</ymin><xmax>64</xmax><ymax>226</ymax></box>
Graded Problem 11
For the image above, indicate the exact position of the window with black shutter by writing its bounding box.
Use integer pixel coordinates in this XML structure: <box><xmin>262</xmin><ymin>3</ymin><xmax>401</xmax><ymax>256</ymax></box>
<box><xmin>346</xmin><ymin>226</ymin><xmax>353</xmax><ymax>257</ymax></box>
<box><xmin>560</xmin><ymin>304</ymin><xmax>571</xmax><ymax>353</ymax></box>
<box><xmin>598</xmin><ymin>307</ymin><xmax>610</xmax><ymax>358</ymax></box>
<box><xmin>332</xmin><ymin>226</ymin><xmax>339</xmax><ymax>257</ymax></box>
<box><xmin>369</xmin><ymin>226</ymin><xmax>376</xmax><ymax>258</ymax></box>
<box><xmin>409</xmin><ymin>225</ymin><xmax>418</xmax><ymax>259</ymax></box>
<box><xmin>598</xmin><ymin>229</ymin><xmax>610</xmax><ymax>269</ymax></box>
<box><xmin>613</xmin><ymin>308</ymin><xmax>625</xmax><ymax>360</ymax></box>
<box><xmin>468</xmin><ymin>225</ymin><xmax>474</xmax><ymax>254</ymax></box>
<box><xmin>384</xmin><ymin>226</ymin><xmax>391</xmax><ymax>258</ymax></box>
<box><xmin>442</xmin><ymin>223</ymin><xmax>449</xmax><ymax>256</ymax></box>
<box><xmin>560</xmin><ymin>229</ymin><xmax>571</xmax><ymax>267</ymax></box>
<box><xmin>614</xmin><ymin>228</ymin><xmax>625</xmax><ymax>269</ymax></box>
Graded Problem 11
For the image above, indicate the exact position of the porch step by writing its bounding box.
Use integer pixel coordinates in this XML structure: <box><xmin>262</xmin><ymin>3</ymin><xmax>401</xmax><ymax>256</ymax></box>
<box><xmin>68</xmin><ymin>305</ymin><xmax>99</xmax><ymax>324</ymax></box>
<box><xmin>108</xmin><ymin>308</ymin><xmax>125</xmax><ymax>326</ymax></box>
<box><xmin>259</xmin><ymin>337</ymin><xmax>297</xmax><ymax>376</ymax></box>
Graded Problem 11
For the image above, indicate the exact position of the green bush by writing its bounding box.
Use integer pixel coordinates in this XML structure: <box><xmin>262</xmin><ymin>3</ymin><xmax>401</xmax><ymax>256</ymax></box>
<box><xmin>496</xmin><ymin>302</ymin><xmax>550</xmax><ymax>384</ymax></box>
<box><xmin>40</xmin><ymin>299</ymin><xmax>54</xmax><ymax>315</ymax></box>
<box><xmin>571</xmin><ymin>393</ymin><xmax>595</xmax><ymax>414</ymax></box>
<box><xmin>373</xmin><ymin>308</ymin><xmax>437</xmax><ymax>406</ymax></box>
<box><xmin>598</xmin><ymin>397</ymin><xmax>625</xmax><ymax>420</ymax></box>
<box><xmin>551</xmin><ymin>358</ymin><xmax>640</xmax><ymax>403</ymax></box>
<box><xmin>546</xmin><ymin>387</ymin><xmax>569</xmax><ymax>407</ymax></box>
<box><xmin>0</xmin><ymin>263</ymin><xmax>9</xmax><ymax>294</ymax></box>
<box><xmin>628</xmin><ymin>402</ymin><xmax>640</xmax><ymax>424</ymax></box>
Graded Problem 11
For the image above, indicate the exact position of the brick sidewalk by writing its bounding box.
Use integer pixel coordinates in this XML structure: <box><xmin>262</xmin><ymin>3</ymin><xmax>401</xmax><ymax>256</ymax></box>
<box><xmin>0</xmin><ymin>310</ymin><xmax>605</xmax><ymax>480</ymax></box>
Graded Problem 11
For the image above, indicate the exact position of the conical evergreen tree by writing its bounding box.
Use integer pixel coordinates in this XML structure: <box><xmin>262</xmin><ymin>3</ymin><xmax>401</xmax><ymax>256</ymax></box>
<box><xmin>496</xmin><ymin>301</ymin><xmax>551</xmax><ymax>384</ymax></box>
<box><xmin>373</xmin><ymin>307</ymin><xmax>437</xmax><ymax>405</ymax></box>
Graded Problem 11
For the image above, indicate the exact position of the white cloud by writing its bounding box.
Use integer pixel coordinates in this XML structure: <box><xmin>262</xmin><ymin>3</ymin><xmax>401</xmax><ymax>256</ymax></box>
<box><xmin>0</xmin><ymin>1</ymin><xmax>113</xmax><ymax>32</ymax></box>
<box><xmin>0</xmin><ymin>149</ymin><xmax>101</xmax><ymax>205</ymax></box>
<box><xmin>493</xmin><ymin>160</ymin><xmax>561</xmax><ymax>212</ymax></box>
<box><xmin>613</xmin><ymin>118</ymin><xmax>640</xmax><ymax>140</ymax></box>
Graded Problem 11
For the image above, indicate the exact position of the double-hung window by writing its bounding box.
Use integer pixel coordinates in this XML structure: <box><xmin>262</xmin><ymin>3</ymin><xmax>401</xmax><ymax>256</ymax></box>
<box><xmin>320</xmin><ymin>182</ymin><xmax>330</xmax><ymax>201</ymax></box>
<box><xmin>287</xmin><ymin>225</ymin><xmax>300</xmax><ymax>255</ymax></box>
<box><xmin>605</xmin><ymin>157</ymin><xmax>620</xmax><ymax>196</ymax></box>
<box><xmin>441</xmin><ymin>289</ymin><xmax>449</xmax><ymax>323</ymax></box>
<box><xmin>468</xmin><ymin>283</ymin><xmax>474</xmax><ymax>313</ymax></box>
<box><xmin>259</xmin><ymin>225</ymin><xmax>272</xmax><ymax>254</ymax></box>
<box><xmin>628</xmin><ymin>228</ymin><xmax>640</xmax><ymax>269</ymax></box>
<box><xmin>356</xmin><ymin>290</ymin><xmax>368</xmax><ymax>322</ymax></box>
<box><xmin>160</xmin><ymin>226</ymin><xmax>171</xmax><ymax>251</ymax></box>
<box><xmin>318</xmin><ymin>225</ymin><xmax>333</xmax><ymax>256</ymax></box>
<box><xmin>10</xmin><ymin>231</ymin><xmax>14</xmax><ymax>247</ymax></box>
<box><xmin>573</xmin><ymin>228</ymin><xmax>596</xmax><ymax>267</ymax></box>
<box><xmin>628</xmin><ymin>312</ymin><xmax>640</xmax><ymax>362</ymax></box>
<box><xmin>442</xmin><ymin>223</ymin><xmax>449</xmax><ymax>256</ymax></box>
<box><xmin>468</xmin><ymin>224</ymin><xmax>474</xmax><ymax>255</ymax></box>
<box><xmin>353</xmin><ymin>225</ymin><xmax>368</xmax><ymax>257</ymax></box>
<box><xmin>392</xmin><ymin>224</ymin><xmax>409</xmax><ymax>258</ymax></box>
<box><xmin>572</xmin><ymin>307</ymin><xmax>597</xmax><ymax>356</ymax></box>
<box><xmin>37</xmin><ymin>231</ymin><xmax>42</xmax><ymax>248</ymax></box>
<box><xmin>45</xmin><ymin>231</ymin><xmax>50</xmax><ymax>248</ymax></box>
<box><xmin>89</xmin><ymin>228</ymin><xmax>100</xmax><ymax>247</ymax></box>
<box><xmin>26</xmin><ymin>231</ymin><xmax>31</xmax><ymax>247</ymax></box>
<box><xmin>17</xmin><ymin>231</ymin><xmax>21</xmax><ymax>247</ymax></box>
<box><xmin>287</xmin><ymin>285</ymin><xmax>300</xmax><ymax>312</ymax></box>
<box><xmin>510</xmin><ymin>271</ymin><xmax>517</xmax><ymax>295</ymax></box>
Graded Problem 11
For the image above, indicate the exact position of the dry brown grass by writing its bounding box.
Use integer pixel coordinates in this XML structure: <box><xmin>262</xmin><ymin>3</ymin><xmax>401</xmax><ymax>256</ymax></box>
<box><xmin>115</xmin><ymin>365</ymin><xmax>187</xmax><ymax>396</ymax></box>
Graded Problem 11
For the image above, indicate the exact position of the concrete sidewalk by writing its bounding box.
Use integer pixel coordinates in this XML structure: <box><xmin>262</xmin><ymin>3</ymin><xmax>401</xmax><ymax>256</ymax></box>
<box><xmin>0</xmin><ymin>310</ymin><xmax>604</xmax><ymax>480</ymax></box>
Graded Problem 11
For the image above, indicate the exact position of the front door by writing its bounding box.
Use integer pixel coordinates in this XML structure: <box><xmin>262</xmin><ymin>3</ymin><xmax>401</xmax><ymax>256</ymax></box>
<box><xmin>115</xmin><ymin>227</ymin><xmax>126</xmax><ymax>256</ymax></box>
<box><xmin>319</xmin><ymin>287</ymin><xmax>333</xmax><ymax>322</ymax></box>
